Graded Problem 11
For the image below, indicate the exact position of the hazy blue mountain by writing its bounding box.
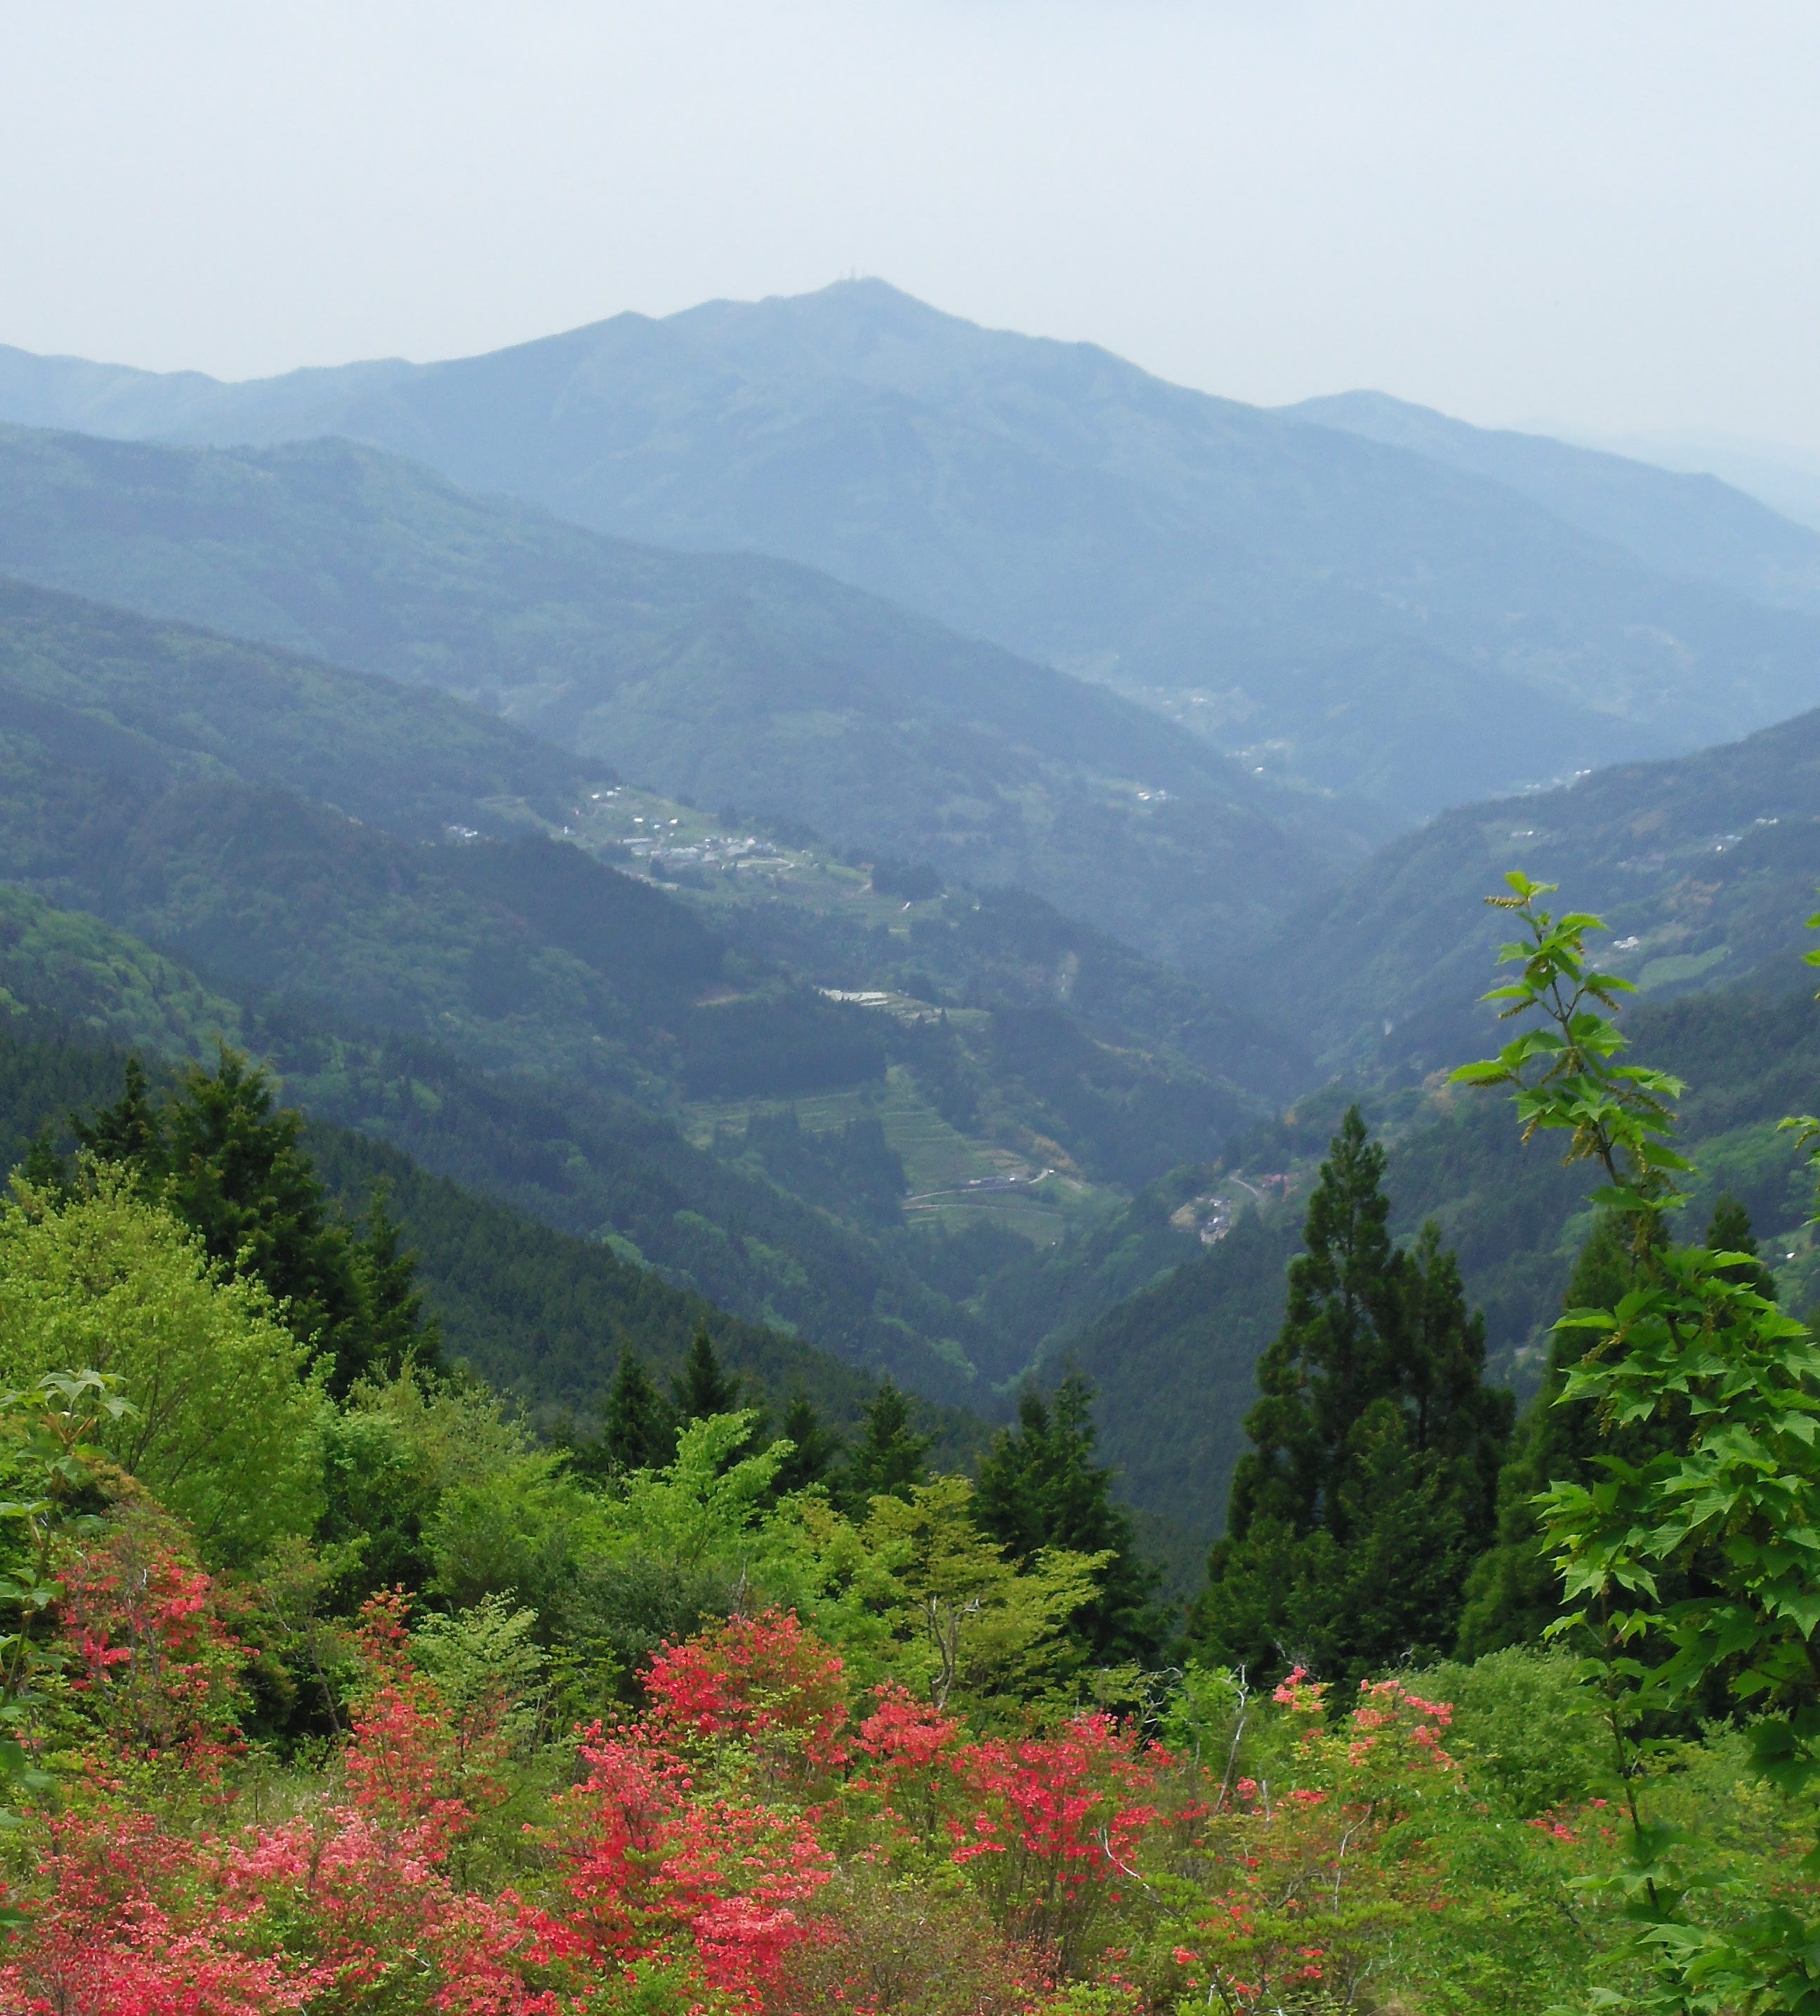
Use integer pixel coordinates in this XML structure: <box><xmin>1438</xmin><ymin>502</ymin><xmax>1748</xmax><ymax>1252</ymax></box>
<box><xmin>0</xmin><ymin>342</ymin><xmax>414</xmax><ymax>441</ymax></box>
<box><xmin>1286</xmin><ymin>389</ymin><xmax>1820</xmax><ymax>612</ymax></box>
<box><xmin>1571</xmin><ymin>427</ymin><xmax>1820</xmax><ymax>538</ymax></box>
<box><xmin>8</xmin><ymin>284</ymin><xmax>1820</xmax><ymax>815</ymax></box>
<box><xmin>0</xmin><ymin>425</ymin><xmax>1354</xmax><ymax>969</ymax></box>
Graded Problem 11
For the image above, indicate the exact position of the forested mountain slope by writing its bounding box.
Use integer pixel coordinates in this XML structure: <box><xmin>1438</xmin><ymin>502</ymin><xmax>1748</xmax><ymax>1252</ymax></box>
<box><xmin>0</xmin><ymin>588</ymin><xmax>1287</xmax><ymax>1402</ymax></box>
<box><xmin>1061</xmin><ymin>973</ymin><xmax>1820</xmax><ymax>1541</ymax></box>
<box><xmin>0</xmin><ymin>573</ymin><xmax>602</xmax><ymax>839</ymax></box>
<box><xmin>1260</xmin><ymin>698</ymin><xmax>1820</xmax><ymax>1073</ymax></box>
<box><xmin>0</xmin><ymin>1005</ymin><xmax>970</xmax><ymax>1451</ymax></box>
<box><xmin>11</xmin><ymin>285</ymin><xmax>1820</xmax><ymax>815</ymax></box>
<box><xmin>0</xmin><ymin>569</ymin><xmax>1298</xmax><ymax>1104</ymax></box>
<box><xmin>304</xmin><ymin>1121</ymin><xmax>979</xmax><ymax>1461</ymax></box>
<box><xmin>0</xmin><ymin>428</ymin><xmax>1353</xmax><ymax>967</ymax></box>
<box><xmin>1057</xmin><ymin>1208</ymin><xmax>1300</xmax><ymax>1544</ymax></box>
<box><xmin>0</xmin><ymin>882</ymin><xmax>995</xmax><ymax>1399</ymax></box>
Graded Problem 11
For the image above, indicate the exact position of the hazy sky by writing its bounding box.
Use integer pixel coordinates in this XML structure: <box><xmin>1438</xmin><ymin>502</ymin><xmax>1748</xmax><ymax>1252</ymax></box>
<box><xmin>5</xmin><ymin>1</ymin><xmax>1819</xmax><ymax>449</ymax></box>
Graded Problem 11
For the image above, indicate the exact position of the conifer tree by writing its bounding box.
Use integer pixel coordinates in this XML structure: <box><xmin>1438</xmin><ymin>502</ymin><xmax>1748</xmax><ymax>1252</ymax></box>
<box><xmin>1196</xmin><ymin>1106</ymin><xmax>1510</xmax><ymax>1682</ymax></box>
<box><xmin>1457</xmin><ymin>1212</ymin><xmax>1644</xmax><ymax>1655</ymax></box>
<box><xmin>72</xmin><ymin>1048</ymin><xmax>439</xmax><ymax>1395</ymax></box>
<box><xmin>350</xmin><ymin>1184</ymin><xmax>442</xmax><ymax>1379</ymax></box>
<box><xmin>1707</xmin><ymin>1191</ymin><xmax>1778</xmax><ymax>1298</ymax></box>
<box><xmin>843</xmin><ymin>1377</ymin><xmax>930</xmax><ymax>1505</ymax></box>
<box><xmin>18</xmin><ymin>1127</ymin><xmax>69</xmax><ymax>1199</ymax></box>
<box><xmin>73</xmin><ymin>1053</ymin><xmax>161</xmax><ymax>1167</ymax></box>
<box><xmin>159</xmin><ymin>1048</ymin><xmax>344</xmax><ymax>1310</ymax></box>
<box><xmin>673</xmin><ymin>1327</ymin><xmax>741</xmax><ymax>1423</ymax></box>
<box><xmin>974</xmin><ymin>1371</ymin><xmax>1163</xmax><ymax>1666</ymax></box>
<box><xmin>1219</xmin><ymin>1108</ymin><xmax>1404</xmax><ymax>1549</ymax></box>
<box><xmin>596</xmin><ymin>1350</ymin><xmax>677</xmax><ymax>1473</ymax></box>
<box><xmin>773</xmin><ymin>1391</ymin><xmax>841</xmax><ymax>1496</ymax></box>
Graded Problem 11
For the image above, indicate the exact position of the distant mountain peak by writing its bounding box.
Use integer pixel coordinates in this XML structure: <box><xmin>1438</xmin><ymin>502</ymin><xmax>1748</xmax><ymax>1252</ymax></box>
<box><xmin>7</xmin><ymin>293</ymin><xmax>1820</xmax><ymax>831</ymax></box>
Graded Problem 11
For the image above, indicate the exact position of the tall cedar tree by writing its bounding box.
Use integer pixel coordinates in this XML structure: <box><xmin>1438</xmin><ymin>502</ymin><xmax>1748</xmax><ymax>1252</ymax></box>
<box><xmin>774</xmin><ymin>1391</ymin><xmax>843</xmax><ymax>1496</ymax></box>
<box><xmin>72</xmin><ymin>1048</ymin><xmax>440</xmax><ymax>1395</ymax></box>
<box><xmin>843</xmin><ymin>1377</ymin><xmax>930</xmax><ymax>1505</ymax></box>
<box><xmin>350</xmin><ymin>1185</ymin><xmax>440</xmax><ymax>1382</ymax></box>
<box><xmin>595</xmin><ymin>1350</ymin><xmax>678</xmax><ymax>1474</ymax></box>
<box><xmin>673</xmin><ymin>1327</ymin><xmax>741</xmax><ymax>1423</ymax></box>
<box><xmin>1456</xmin><ymin>1194</ymin><xmax>1770</xmax><ymax>1656</ymax></box>
<box><xmin>974</xmin><ymin>1372</ymin><xmax>1164</xmax><ymax>1666</ymax></box>
<box><xmin>1196</xmin><ymin>1107</ymin><xmax>1511</xmax><ymax>1683</ymax></box>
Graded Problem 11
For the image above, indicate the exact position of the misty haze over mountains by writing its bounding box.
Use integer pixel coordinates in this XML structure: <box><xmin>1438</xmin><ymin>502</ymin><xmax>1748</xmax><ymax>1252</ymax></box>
<box><xmin>8</xmin><ymin>278</ymin><xmax>1820</xmax><ymax>827</ymax></box>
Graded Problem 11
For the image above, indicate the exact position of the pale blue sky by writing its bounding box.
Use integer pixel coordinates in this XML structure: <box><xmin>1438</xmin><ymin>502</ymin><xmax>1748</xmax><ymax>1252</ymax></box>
<box><xmin>4</xmin><ymin>1</ymin><xmax>1819</xmax><ymax>449</ymax></box>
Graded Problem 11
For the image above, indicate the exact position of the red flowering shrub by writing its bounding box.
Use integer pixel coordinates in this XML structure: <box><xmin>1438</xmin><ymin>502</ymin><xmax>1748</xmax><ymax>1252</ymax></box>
<box><xmin>0</xmin><ymin>1800</ymin><xmax>564</xmax><ymax>2016</ymax></box>
<box><xmin>340</xmin><ymin>1590</ymin><xmax>504</xmax><ymax>1840</ymax></box>
<box><xmin>4</xmin><ymin>1586</ymin><xmax>562</xmax><ymax>2015</ymax></box>
<box><xmin>853</xmin><ymin>1684</ymin><xmax>963</xmax><ymax>1781</ymax></box>
<box><xmin>56</xmin><ymin>1503</ymin><xmax>246</xmax><ymax>1762</ymax></box>
<box><xmin>845</xmin><ymin>1682</ymin><xmax>965</xmax><ymax>1842</ymax></box>
<box><xmin>6</xmin><ymin>1572</ymin><xmax>1588</xmax><ymax>2015</ymax></box>
<box><xmin>944</xmin><ymin>1713</ymin><xmax>1163</xmax><ymax>1971</ymax></box>
<box><xmin>644</xmin><ymin>1608</ymin><xmax>850</xmax><ymax>1777</ymax></box>
<box><xmin>548</xmin><ymin>1718</ymin><xmax>833</xmax><ymax>2008</ymax></box>
<box><xmin>0</xmin><ymin>1808</ymin><xmax>301</xmax><ymax>2015</ymax></box>
<box><xmin>222</xmin><ymin>1809</ymin><xmax>555</xmax><ymax>2015</ymax></box>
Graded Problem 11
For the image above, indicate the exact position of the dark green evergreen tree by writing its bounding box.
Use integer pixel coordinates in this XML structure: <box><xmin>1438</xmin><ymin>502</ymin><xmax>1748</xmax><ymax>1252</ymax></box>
<box><xmin>1196</xmin><ymin>1107</ymin><xmax>1511</xmax><ymax>1683</ymax></box>
<box><xmin>843</xmin><ymin>1377</ymin><xmax>930</xmax><ymax>1505</ymax></box>
<box><xmin>1305</xmin><ymin>1399</ymin><xmax>1471</xmax><ymax>1673</ymax></box>
<box><xmin>350</xmin><ymin>1183</ymin><xmax>442</xmax><ymax>1378</ymax></box>
<box><xmin>974</xmin><ymin>1371</ymin><xmax>1163</xmax><ymax>1666</ymax></box>
<box><xmin>72</xmin><ymin>1053</ymin><xmax>162</xmax><ymax>1167</ymax></box>
<box><xmin>1219</xmin><ymin>1108</ymin><xmax>1406</xmax><ymax>1550</ymax></box>
<box><xmin>773</xmin><ymin>1390</ymin><xmax>842</xmax><ymax>1496</ymax></box>
<box><xmin>597</xmin><ymin>1350</ymin><xmax>677</xmax><ymax>1474</ymax></box>
<box><xmin>73</xmin><ymin>1047</ymin><xmax>437</xmax><ymax>1395</ymax></box>
<box><xmin>19</xmin><ymin>1125</ymin><xmax>70</xmax><ymax>1198</ymax></box>
<box><xmin>159</xmin><ymin>1048</ymin><xmax>352</xmax><ymax>1324</ymax></box>
<box><xmin>1399</xmin><ymin>1221</ymin><xmax>1513</xmax><ymax>1546</ymax></box>
<box><xmin>673</xmin><ymin>1327</ymin><xmax>741</xmax><ymax>1424</ymax></box>
<box><xmin>1457</xmin><ymin>1211</ymin><xmax>1647</xmax><ymax>1655</ymax></box>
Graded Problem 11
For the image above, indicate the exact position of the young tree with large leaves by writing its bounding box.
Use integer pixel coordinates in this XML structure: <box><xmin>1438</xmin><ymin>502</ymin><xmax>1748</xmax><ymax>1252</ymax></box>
<box><xmin>0</xmin><ymin>1174</ymin><xmax>324</xmax><ymax>1564</ymax></box>
<box><xmin>1457</xmin><ymin>1190</ymin><xmax>1772</xmax><ymax>1658</ymax></box>
<box><xmin>1449</xmin><ymin>873</ymin><xmax>1820</xmax><ymax>2015</ymax></box>
<box><xmin>1195</xmin><ymin>1107</ymin><xmax>1511</xmax><ymax>1683</ymax></box>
